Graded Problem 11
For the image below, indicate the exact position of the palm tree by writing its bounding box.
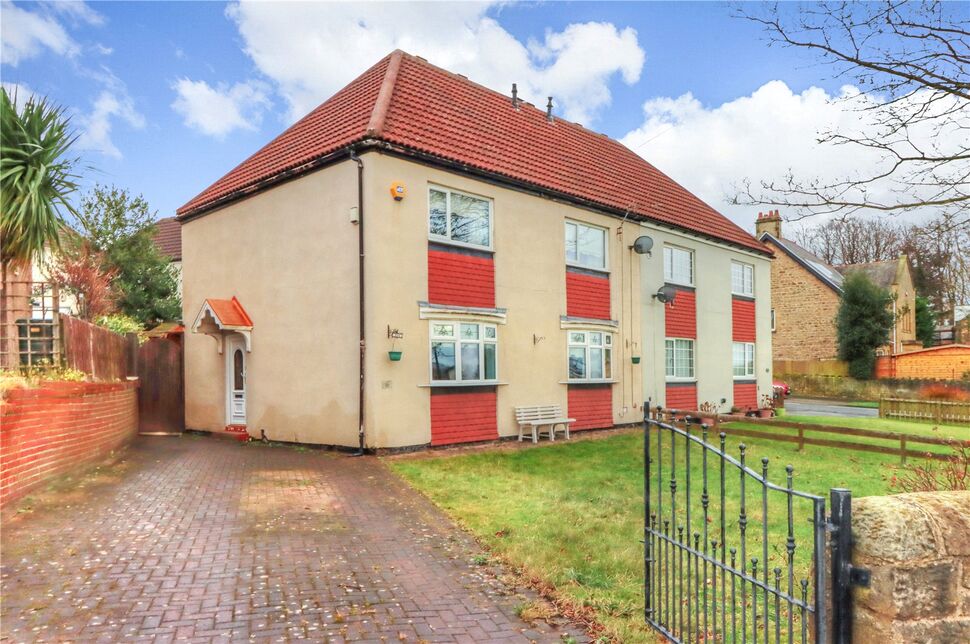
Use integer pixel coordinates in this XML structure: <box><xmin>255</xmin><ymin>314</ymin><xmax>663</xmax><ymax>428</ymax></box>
<box><xmin>1</xmin><ymin>87</ymin><xmax>80</xmax><ymax>266</ymax></box>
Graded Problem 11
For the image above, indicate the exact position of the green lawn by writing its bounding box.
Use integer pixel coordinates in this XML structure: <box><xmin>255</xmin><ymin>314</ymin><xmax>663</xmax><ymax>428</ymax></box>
<box><xmin>388</xmin><ymin>429</ymin><xmax>910</xmax><ymax>643</ymax></box>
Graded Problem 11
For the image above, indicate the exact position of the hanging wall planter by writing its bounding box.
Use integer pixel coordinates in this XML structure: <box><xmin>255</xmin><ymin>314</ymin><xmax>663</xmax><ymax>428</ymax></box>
<box><xmin>631</xmin><ymin>356</ymin><xmax>641</xmax><ymax>364</ymax></box>
<box><xmin>388</xmin><ymin>350</ymin><xmax>403</xmax><ymax>362</ymax></box>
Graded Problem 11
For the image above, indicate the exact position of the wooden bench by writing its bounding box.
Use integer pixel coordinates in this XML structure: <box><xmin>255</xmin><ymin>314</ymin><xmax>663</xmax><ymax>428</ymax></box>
<box><xmin>514</xmin><ymin>405</ymin><xmax>576</xmax><ymax>443</ymax></box>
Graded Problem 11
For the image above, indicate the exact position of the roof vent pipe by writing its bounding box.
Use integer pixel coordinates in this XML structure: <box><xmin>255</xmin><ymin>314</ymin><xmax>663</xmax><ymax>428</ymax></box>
<box><xmin>511</xmin><ymin>83</ymin><xmax>519</xmax><ymax>110</ymax></box>
<box><xmin>546</xmin><ymin>97</ymin><xmax>554</xmax><ymax>123</ymax></box>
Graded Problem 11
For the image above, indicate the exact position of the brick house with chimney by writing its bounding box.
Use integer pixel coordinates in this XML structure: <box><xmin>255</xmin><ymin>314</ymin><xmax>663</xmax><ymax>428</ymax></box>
<box><xmin>756</xmin><ymin>211</ymin><xmax>918</xmax><ymax>363</ymax></box>
<box><xmin>176</xmin><ymin>51</ymin><xmax>774</xmax><ymax>449</ymax></box>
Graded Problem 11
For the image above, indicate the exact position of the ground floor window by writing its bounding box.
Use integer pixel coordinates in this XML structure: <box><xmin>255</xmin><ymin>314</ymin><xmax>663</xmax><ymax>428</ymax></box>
<box><xmin>732</xmin><ymin>342</ymin><xmax>755</xmax><ymax>378</ymax></box>
<box><xmin>665</xmin><ymin>338</ymin><xmax>695</xmax><ymax>380</ymax></box>
<box><xmin>568</xmin><ymin>330</ymin><xmax>612</xmax><ymax>380</ymax></box>
<box><xmin>430</xmin><ymin>321</ymin><xmax>497</xmax><ymax>383</ymax></box>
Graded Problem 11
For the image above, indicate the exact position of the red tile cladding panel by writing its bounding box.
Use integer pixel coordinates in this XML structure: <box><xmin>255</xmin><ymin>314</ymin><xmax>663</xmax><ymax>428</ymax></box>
<box><xmin>732</xmin><ymin>298</ymin><xmax>756</xmax><ymax>342</ymax></box>
<box><xmin>430</xmin><ymin>389</ymin><xmax>497</xmax><ymax>446</ymax></box>
<box><xmin>177</xmin><ymin>51</ymin><xmax>769</xmax><ymax>256</ymax></box>
<box><xmin>665</xmin><ymin>290</ymin><xmax>696</xmax><ymax>339</ymax></box>
<box><xmin>427</xmin><ymin>249</ymin><xmax>495</xmax><ymax>308</ymax></box>
<box><xmin>566</xmin><ymin>271</ymin><xmax>611</xmax><ymax>320</ymax></box>
<box><xmin>733</xmin><ymin>383</ymin><xmax>758</xmax><ymax>410</ymax></box>
<box><xmin>567</xmin><ymin>385</ymin><xmax>613</xmax><ymax>431</ymax></box>
<box><xmin>666</xmin><ymin>384</ymin><xmax>698</xmax><ymax>411</ymax></box>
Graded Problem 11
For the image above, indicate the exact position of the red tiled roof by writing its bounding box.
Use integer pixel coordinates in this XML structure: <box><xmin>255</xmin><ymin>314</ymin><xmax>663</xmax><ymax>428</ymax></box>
<box><xmin>205</xmin><ymin>297</ymin><xmax>253</xmax><ymax>328</ymax></box>
<box><xmin>178</xmin><ymin>50</ymin><xmax>768</xmax><ymax>255</ymax></box>
<box><xmin>153</xmin><ymin>217</ymin><xmax>182</xmax><ymax>261</ymax></box>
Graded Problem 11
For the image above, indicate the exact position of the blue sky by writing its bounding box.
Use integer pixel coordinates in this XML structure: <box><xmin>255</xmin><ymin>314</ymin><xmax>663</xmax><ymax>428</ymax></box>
<box><xmin>1</xmin><ymin>1</ymin><xmax>896</xmax><ymax>231</ymax></box>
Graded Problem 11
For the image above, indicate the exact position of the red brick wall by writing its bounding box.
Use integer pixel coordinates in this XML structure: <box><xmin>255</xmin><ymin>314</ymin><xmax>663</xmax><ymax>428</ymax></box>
<box><xmin>666</xmin><ymin>384</ymin><xmax>698</xmax><ymax>410</ymax></box>
<box><xmin>1</xmin><ymin>381</ymin><xmax>138</xmax><ymax>510</ymax></box>
<box><xmin>733</xmin><ymin>383</ymin><xmax>758</xmax><ymax>410</ymax></box>
<box><xmin>430</xmin><ymin>388</ymin><xmax>497</xmax><ymax>446</ymax></box>
<box><xmin>665</xmin><ymin>289</ymin><xmax>696</xmax><ymax>338</ymax></box>
<box><xmin>732</xmin><ymin>298</ymin><xmax>756</xmax><ymax>343</ymax></box>
<box><xmin>428</xmin><ymin>247</ymin><xmax>495</xmax><ymax>308</ymax></box>
<box><xmin>567</xmin><ymin>384</ymin><xmax>613</xmax><ymax>430</ymax></box>
<box><xmin>566</xmin><ymin>270</ymin><xmax>611</xmax><ymax>320</ymax></box>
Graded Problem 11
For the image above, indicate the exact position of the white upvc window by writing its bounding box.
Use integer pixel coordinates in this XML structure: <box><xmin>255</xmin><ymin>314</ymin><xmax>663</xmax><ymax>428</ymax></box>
<box><xmin>565</xmin><ymin>220</ymin><xmax>607</xmax><ymax>271</ymax></box>
<box><xmin>732</xmin><ymin>342</ymin><xmax>756</xmax><ymax>378</ymax></box>
<box><xmin>664</xmin><ymin>245</ymin><xmax>694</xmax><ymax>286</ymax></box>
<box><xmin>731</xmin><ymin>261</ymin><xmax>754</xmax><ymax>297</ymax></box>
<box><xmin>567</xmin><ymin>330</ymin><xmax>613</xmax><ymax>380</ymax></box>
<box><xmin>430</xmin><ymin>321</ymin><xmax>497</xmax><ymax>383</ymax></box>
<box><xmin>665</xmin><ymin>338</ymin><xmax>695</xmax><ymax>380</ymax></box>
<box><xmin>428</xmin><ymin>186</ymin><xmax>492</xmax><ymax>249</ymax></box>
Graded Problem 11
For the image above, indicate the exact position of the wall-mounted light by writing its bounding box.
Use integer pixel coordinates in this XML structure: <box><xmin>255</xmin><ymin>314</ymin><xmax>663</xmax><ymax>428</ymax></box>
<box><xmin>630</xmin><ymin>235</ymin><xmax>654</xmax><ymax>256</ymax></box>
<box><xmin>653</xmin><ymin>285</ymin><xmax>677</xmax><ymax>305</ymax></box>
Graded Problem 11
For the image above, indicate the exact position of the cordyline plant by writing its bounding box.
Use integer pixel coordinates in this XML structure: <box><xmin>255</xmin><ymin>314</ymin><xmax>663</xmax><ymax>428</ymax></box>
<box><xmin>0</xmin><ymin>87</ymin><xmax>80</xmax><ymax>266</ymax></box>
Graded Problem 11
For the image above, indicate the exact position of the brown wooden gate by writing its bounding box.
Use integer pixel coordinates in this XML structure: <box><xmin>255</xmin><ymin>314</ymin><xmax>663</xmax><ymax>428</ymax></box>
<box><xmin>137</xmin><ymin>338</ymin><xmax>184</xmax><ymax>434</ymax></box>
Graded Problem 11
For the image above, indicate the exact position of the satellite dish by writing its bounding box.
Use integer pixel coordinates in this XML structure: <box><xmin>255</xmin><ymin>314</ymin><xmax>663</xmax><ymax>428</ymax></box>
<box><xmin>631</xmin><ymin>235</ymin><xmax>654</xmax><ymax>255</ymax></box>
<box><xmin>654</xmin><ymin>285</ymin><xmax>677</xmax><ymax>304</ymax></box>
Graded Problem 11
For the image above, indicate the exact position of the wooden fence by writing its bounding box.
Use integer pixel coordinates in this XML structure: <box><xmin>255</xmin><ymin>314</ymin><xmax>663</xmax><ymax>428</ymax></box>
<box><xmin>879</xmin><ymin>397</ymin><xmax>970</xmax><ymax>426</ymax></box>
<box><xmin>62</xmin><ymin>315</ymin><xmax>135</xmax><ymax>381</ymax></box>
<box><xmin>663</xmin><ymin>409</ymin><xmax>968</xmax><ymax>463</ymax></box>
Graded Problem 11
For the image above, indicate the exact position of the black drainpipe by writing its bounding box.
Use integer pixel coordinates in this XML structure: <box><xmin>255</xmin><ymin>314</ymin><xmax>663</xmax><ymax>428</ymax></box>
<box><xmin>350</xmin><ymin>148</ymin><xmax>366</xmax><ymax>455</ymax></box>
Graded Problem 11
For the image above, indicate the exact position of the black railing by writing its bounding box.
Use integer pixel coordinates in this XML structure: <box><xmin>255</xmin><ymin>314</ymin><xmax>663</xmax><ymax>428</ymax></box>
<box><xmin>643</xmin><ymin>405</ymin><xmax>866</xmax><ymax>643</ymax></box>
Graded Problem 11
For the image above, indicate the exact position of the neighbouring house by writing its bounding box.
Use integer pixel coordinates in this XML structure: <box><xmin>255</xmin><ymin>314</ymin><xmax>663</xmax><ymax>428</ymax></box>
<box><xmin>153</xmin><ymin>216</ymin><xmax>182</xmax><ymax>297</ymax></box>
<box><xmin>176</xmin><ymin>50</ymin><xmax>773</xmax><ymax>449</ymax></box>
<box><xmin>756</xmin><ymin>211</ymin><xmax>918</xmax><ymax>363</ymax></box>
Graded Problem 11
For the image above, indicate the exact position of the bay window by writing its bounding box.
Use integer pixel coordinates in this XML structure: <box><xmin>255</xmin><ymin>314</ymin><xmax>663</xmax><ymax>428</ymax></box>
<box><xmin>430</xmin><ymin>321</ymin><xmax>497</xmax><ymax>383</ymax></box>
<box><xmin>565</xmin><ymin>221</ymin><xmax>607</xmax><ymax>271</ymax></box>
<box><xmin>429</xmin><ymin>186</ymin><xmax>491</xmax><ymax>249</ymax></box>
<box><xmin>665</xmin><ymin>338</ymin><xmax>695</xmax><ymax>380</ymax></box>
<box><xmin>732</xmin><ymin>342</ymin><xmax>756</xmax><ymax>378</ymax></box>
<box><xmin>664</xmin><ymin>246</ymin><xmax>694</xmax><ymax>286</ymax></box>
<box><xmin>568</xmin><ymin>331</ymin><xmax>612</xmax><ymax>380</ymax></box>
<box><xmin>731</xmin><ymin>261</ymin><xmax>754</xmax><ymax>297</ymax></box>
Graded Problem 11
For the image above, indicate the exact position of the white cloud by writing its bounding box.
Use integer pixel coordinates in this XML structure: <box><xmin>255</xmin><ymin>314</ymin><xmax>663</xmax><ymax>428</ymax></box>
<box><xmin>226</xmin><ymin>1</ymin><xmax>644</xmax><ymax>125</ymax></box>
<box><xmin>47</xmin><ymin>1</ymin><xmax>105</xmax><ymax>27</ymax></box>
<box><xmin>171</xmin><ymin>79</ymin><xmax>271</xmax><ymax>138</ymax></box>
<box><xmin>620</xmin><ymin>81</ymin><xmax>965</xmax><ymax>231</ymax></box>
<box><xmin>1</xmin><ymin>0</ymin><xmax>79</xmax><ymax>65</ymax></box>
<box><xmin>76</xmin><ymin>88</ymin><xmax>145</xmax><ymax>159</ymax></box>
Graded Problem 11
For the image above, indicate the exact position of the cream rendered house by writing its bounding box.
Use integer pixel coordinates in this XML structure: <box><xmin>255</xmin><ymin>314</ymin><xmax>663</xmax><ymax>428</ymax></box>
<box><xmin>177</xmin><ymin>51</ymin><xmax>773</xmax><ymax>450</ymax></box>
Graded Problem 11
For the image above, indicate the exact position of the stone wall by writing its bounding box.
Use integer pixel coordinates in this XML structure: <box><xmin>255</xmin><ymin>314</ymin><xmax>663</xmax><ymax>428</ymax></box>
<box><xmin>852</xmin><ymin>491</ymin><xmax>970</xmax><ymax>643</ymax></box>
<box><xmin>763</xmin><ymin>237</ymin><xmax>842</xmax><ymax>361</ymax></box>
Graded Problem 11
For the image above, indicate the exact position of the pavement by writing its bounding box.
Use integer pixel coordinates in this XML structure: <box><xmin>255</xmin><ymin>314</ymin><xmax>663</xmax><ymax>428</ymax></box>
<box><xmin>783</xmin><ymin>397</ymin><xmax>879</xmax><ymax>419</ymax></box>
<box><xmin>1</xmin><ymin>435</ymin><xmax>587</xmax><ymax>643</ymax></box>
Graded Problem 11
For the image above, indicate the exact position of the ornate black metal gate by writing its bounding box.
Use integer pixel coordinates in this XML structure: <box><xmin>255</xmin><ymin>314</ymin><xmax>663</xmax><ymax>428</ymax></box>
<box><xmin>643</xmin><ymin>407</ymin><xmax>868</xmax><ymax>643</ymax></box>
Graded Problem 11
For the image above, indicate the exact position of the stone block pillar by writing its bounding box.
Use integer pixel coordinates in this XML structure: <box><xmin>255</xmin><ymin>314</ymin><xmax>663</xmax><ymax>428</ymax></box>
<box><xmin>851</xmin><ymin>491</ymin><xmax>970</xmax><ymax>642</ymax></box>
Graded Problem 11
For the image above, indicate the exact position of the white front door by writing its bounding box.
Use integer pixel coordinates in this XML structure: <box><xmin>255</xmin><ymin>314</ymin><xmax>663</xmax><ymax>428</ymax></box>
<box><xmin>226</xmin><ymin>335</ymin><xmax>246</xmax><ymax>425</ymax></box>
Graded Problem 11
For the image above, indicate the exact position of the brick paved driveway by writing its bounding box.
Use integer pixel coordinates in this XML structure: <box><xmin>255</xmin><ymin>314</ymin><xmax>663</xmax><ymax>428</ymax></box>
<box><xmin>1</xmin><ymin>437</ymin><xmax>585</xmax><ymax>642</ymax></box>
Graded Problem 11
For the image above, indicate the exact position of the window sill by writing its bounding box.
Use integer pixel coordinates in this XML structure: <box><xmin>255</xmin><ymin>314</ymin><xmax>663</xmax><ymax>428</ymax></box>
<box><xmin>733</xmin><ymin>378</ymin><xmax>757</xmax><ymax>384</ymax></box>
<box><xmin>419</xmin><ymin>381</ymin><xmax>507</xmax><ymax>388</ymax></box>
<box><xmin>566</xmin><ymin>262</ymin><xmax>609</xmax><ymax>275</ymax></box>
<box><xmin>664</xmin><ymin>281</ymin><xmax>695</xmax><ymax>290</ymax></box>
<box><xmin>666</xmin><ymin>379</ymin><xmax>697</xmax><ymax>385</ymax></box>
<box><xmin>731</xmin><ymin>293</ymin><xmax>755</xmax><ymax>301</ymax></box>
<box><xmin>428</xmin><ymin>237</ymin><xmax>494</xmax><ymax>254</ymax></box>
<box><xmin>561</xmin><ymin>379</ymin><xmax>616</xmax><ymax>385</ymax></box>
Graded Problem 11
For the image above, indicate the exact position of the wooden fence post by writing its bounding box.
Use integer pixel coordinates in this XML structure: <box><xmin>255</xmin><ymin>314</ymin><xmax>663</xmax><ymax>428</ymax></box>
<box><xmin>126</xmin><ymin>333</ymin><xmax>139</xmax><ymax>379</ymax></box>
<box><xmin>900</xmin><ymin>436</ymin><xmax>907</xmax><ymax>464</ymax></box>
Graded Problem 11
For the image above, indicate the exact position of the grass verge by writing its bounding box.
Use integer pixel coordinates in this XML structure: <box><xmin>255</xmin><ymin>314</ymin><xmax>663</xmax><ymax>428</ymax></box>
<box><xmin>388</xmin><ymin>429</ymin><xmax>908</xmax><ymax>643</ymax></box>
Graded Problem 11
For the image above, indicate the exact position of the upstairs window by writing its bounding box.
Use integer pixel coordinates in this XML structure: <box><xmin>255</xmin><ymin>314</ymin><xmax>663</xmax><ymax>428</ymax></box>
<box><xmin>665</xmin><ymin>338</ymin><xmax>695</xmax><ymax>380</ymax></box>
<box><xmin>430</xmin><ymin>321</ymin><xmax>497</xmax><ymax>383</ymax></box>
<box><xmin>429</xmin><ymin>187</ymin><xmax>491</xmax><ymax>249</ymax></box>
<box><xmin>732</xmin><ymin>342</ymin><xmax>756</xmax><ymax>378</ymax></box>
<box><xmin>664</xmin><ymin>246</ymin><xmax>693</xmax><ymax>286</ymax></box>
<box><xmin>568</xmin><ymin>331</ymin><xmax>613</xmax><ymax>380</ymax></box>
<box><xmin>731</xmin><ymin>261</ymin><xmax>754</xmax><ymax>297</ymax></box>
<box><xmin>565</xmin><ymin>221</ymin><xmax>607</xmax><ymax>271</ymax></box>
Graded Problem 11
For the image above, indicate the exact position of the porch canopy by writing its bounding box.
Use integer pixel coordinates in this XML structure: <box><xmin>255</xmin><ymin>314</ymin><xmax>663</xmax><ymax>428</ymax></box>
<box><xmin>191</xmin><ymin>297</ymin><xmax>253</xmax><ymax>352</ymax></box>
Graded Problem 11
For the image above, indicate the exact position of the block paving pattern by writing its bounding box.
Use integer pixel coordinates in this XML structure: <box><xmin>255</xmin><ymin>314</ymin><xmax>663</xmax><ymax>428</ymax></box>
<box><xmin>1</xmin><ymin>436</ymin><xmax>587</xmax><ymax>642</ymax></box>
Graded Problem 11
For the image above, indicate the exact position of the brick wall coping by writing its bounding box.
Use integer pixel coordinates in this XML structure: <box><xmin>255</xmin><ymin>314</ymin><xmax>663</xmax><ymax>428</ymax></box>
<box><xmin>1</xmin><ymin>380</ymin><xmax>137</xmax><ymax>403</ymax></box>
